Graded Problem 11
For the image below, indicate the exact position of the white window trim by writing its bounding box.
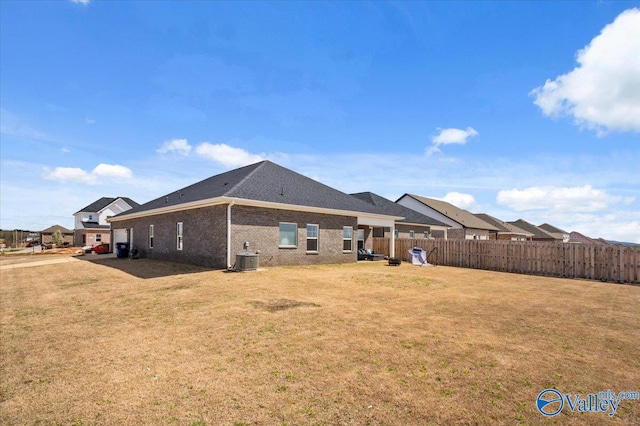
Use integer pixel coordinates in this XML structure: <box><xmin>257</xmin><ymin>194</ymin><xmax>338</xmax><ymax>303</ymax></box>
<box><xmin>409</xmin><ymin>230</ymin><xmax>415</xmax><ymax>239</ymax></box>
<box><xmin>279</xmin><ymin>222</ymin><xmax>298</xmax><ymax>248</ymax></box>
<box><xmin>149</xmin><ymin>225</ymin><xmax>154</xmax><ymax>249</ymax></box>
<box><xmin>343</xmin><ymin>226</ymin><xmax>353</xmax><ymax>253</ymax></box>
<box><xmin>177</xmin><ymin>222</ymin><xmax>183</xmax><ymax>251</ymax></box>
<box><xmin>95</xmin><ymin>233</ymin><xmax>102</xmax><ymax>242</ymax></box>
<box><xmin>306</xmin><ymin>224</ymin><xmax>319</xmax><ymax>253</ymax></box>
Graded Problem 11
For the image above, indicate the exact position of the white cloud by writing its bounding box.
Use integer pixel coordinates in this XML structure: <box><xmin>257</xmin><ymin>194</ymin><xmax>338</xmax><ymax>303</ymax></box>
<box><xmin>71</xmin><ymin>0</ymin><xmax>91</xmax><ymax>5</ymax></box>
<box><xmin>496</xmin><ymin>185</ymin><xmax>621</xmax><ymax>212</ymax></box>
<box><xmin>530</xmin><ymin>8</ymin><xmax>640</xmax><ymax>134</ymax></box>
<box><xmin>195</xmin><ymin>143</ymin><xmax>263</xmax><ymax>168</ymax></box>
<box><xmin>92</xmin><ymin>163</ymin><xmax>133</xmax><ymax>179</ymax></box>
<box><xmin>427</xmin><ymin>127</ymin><xmax>478</xmax><ymax>154</ymax></box>
<box><xmin>44</xmin><ymin>163</ymin><xmax>133</xmax><ymax>185</ymax></box>
<box><xmin>44</xmin><ymin>167</ymin><xmax>96</xmax><ymax>184</ymax></box>
<box><xmin>441</xmin><ymin>192</ymin><xmax>478</xmax><ymax>210</ymax></box>
<box><xmin>157</xmin><ymin>138</ymin><xmax>192</xmax><ymax>156</ymax></box>
<box><xmin>85</xmin><ymin>118</ymin><xmax>96</xmax><ymax>125</ymax></box>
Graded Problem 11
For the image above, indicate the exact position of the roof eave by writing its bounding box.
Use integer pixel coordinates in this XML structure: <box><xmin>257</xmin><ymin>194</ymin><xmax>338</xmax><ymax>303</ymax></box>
<box><xmin>108</xmin><ymin>196</ymin><xmax>404</xmax><ymax>223</ymax></box>
<box><xmin>399</xmin><ymin>221</ymin><xmax>451</xmax><ymax>228</ymax></box>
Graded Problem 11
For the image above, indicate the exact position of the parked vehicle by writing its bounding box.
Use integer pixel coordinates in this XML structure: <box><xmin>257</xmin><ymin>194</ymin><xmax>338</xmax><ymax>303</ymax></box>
<box><xmin>86</xmin><ymin>243</ymin><xmax>110</xmax><ymax>254</ymax></box>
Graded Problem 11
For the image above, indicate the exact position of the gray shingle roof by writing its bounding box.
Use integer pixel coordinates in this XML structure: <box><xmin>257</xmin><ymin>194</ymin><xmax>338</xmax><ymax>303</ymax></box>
<box><xmin>115</xmin><ymin>161</ymin><xmax>397</xmax><ymax>219</ymax></box>
<box><xmin>507</xmin><ymin>219</ymin><xmax>556</xmax><ymax>240</ymax></box>
<box><xmin>40</xmin><ymin>224</ymin><xmax>73</xmax><ymax>234</ymax></box>
<box><xmin>539</xmin><ymin>223</ymin><xmax>568</xmax><ymax>234</ymax></box>
<box><xmin>568</xmin><ymin>231</ymin><xmax>603</xmax><ymax>246</ymax></box>
<box><xmin>400</xmin><ymin>194</ymin><xmax>499</xmax><ymax>231</ymax></box>
<box><xmin>351</xmin><ymin>192</ymin><xmax>448</xmax><ymax>227</ymax></box>
<box><xmin>75</xmin><ymin>197</ymin><xmax>140</xmax><ymax>214</ymax></box>
<box><xmin>80</xmin><ymin>222</ymin><xmax>110</xmax><ymax>230</ymax></box>
<box><xmin>473</xmin><ymin>213</ymin><xmax>533</xmax><ymax>236</ymax></box>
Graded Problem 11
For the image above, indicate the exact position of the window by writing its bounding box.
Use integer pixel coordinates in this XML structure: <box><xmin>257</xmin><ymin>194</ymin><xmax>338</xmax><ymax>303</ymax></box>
<box><xmin>409</xmin><ymin>230</ymin><xmax>415</xmax><ymax>239</ymax></box>
<box><xmin>149</xmin><ymin>225</ymin><xmax>154</xmax><ymax>249</ymax></box>
<box><xmin>343</xmin><ymin>226</ymin><xmax>353</xmax><ymax>252</ymax></box>
<box><xmin>357</xmin><ymin>229</ymin><xmax>365</xmax><ymax>250</ymax></box>
<box><xmin>96</xmin><ymin>234</ymin><xmax>102</xmax><ymax>242</ymax></box>
<box><xmin>279</xmin><ymin>223</ymin><xmax>297</xmax><ymax>247</ymax></box>
<box><xmin>394</xmin><ymin>229</ymin><xmax>399</xmax><ymax>239</ymax></box>
<box><xmin>176</xmin><ymin>222</ymin><xmax>183</xmax><ymax>250</ymax></box>
<box><xmin>424</xmin><ymin>231</ymin><xmax>430</xmax><ymax>239</ymax></box>
<box><xmin>306</xmin><ymin>224</ymin><xmax>319</xmax><ymax>252</ymax></box>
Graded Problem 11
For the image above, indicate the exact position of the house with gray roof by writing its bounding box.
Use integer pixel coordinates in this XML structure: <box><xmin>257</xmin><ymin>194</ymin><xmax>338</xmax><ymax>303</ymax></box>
<box><xmin>74</xmin><ymin>196</ymin><xmax>139</xmax><ymax>247</ymax></box>
<box><xmin>40</xmin><ymin>224</ymin><xmax>74</xmax><ymax>246</ymax></box>
<box><xmin>506</xmin><ymin>219</ymin><xmax>556</xmax><ymax>241</ymax></box>
<box><xmin>108</xmin><ymin>161</ymin><xmax>402</xmax><ymax>269</ymax></box>
<box><xmin>351</xmin><ymin>192</ymin><xmax>450</xmax><ymax>242</ymax></box>
<box><xmin>396</xmin><ymin>194</ymin><xmax>499</xmax><ymax>239</ymax></box>
<box><xmin>473</xmin><ymin>213</ymin><xmax>533</xmax><ymax>241</ymax></box>
<box><xmin>539</xmin><ymin>223</ymin><xmax>570</xmax><ymax>242</ymax></box>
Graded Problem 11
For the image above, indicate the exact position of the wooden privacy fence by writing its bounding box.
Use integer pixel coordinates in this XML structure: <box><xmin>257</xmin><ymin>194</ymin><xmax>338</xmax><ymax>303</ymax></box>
<box><xmin>372</xmin><ymin>238</ymin><xmax>640</xmax><ymax>284</ymax></box>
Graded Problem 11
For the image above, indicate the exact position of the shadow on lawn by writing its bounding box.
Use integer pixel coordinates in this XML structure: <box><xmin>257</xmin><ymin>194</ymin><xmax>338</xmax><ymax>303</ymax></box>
<box><xmin>75</xmin><ymin>255</ymin><xmax>212</xmax><ymax>279</ymax></box>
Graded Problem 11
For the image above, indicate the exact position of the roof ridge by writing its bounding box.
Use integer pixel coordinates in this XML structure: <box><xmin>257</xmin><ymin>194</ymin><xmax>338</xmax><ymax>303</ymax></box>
<box><xmin>223</xmin><ymin>160</ymin><xmax>268</xmax><ymax>197</ymax></box>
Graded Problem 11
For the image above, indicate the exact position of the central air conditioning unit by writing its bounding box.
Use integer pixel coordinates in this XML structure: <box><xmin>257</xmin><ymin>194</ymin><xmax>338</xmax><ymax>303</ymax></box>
<box><xmin>235</xmin><ymin>253</ymin><xmax>259</xmax><ymax>271</ymax></box>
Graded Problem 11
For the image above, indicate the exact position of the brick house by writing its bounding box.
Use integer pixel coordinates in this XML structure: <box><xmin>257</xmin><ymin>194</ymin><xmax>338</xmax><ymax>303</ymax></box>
<box><xmin>396</xmin><ymin>194</ymin><xmax>499</xmax><ymax>239</ymax></box>
<box><xmin>350</xmin><ymin>192</ymin><xmax>450</xmax><ymax>243</ymax></box>
<box><xmin>507</xmin><ymin>219</ymin><xmax>557</xmax><ymax>242</ymax></box>
<box><xmin>473</xmin><ymin>213</ymin><xmax>533</xmax><ymax>241</ymax></box>
<box><xmin>74</xmin><ymin>197</ymin><xmax>139</xmax><ymax>247</ymax></box>
<box><xmin>108</xmin><ymin>161</ymin><xmax>401</xmax><ymax>269</ymax></box>
<box><xmin>40</xmin><ymin>225</ymin><xmax>74</xmax><ymax>246</ymax></box>
<box><xmin>539</xmin><ymin>223</ymin><xmax>570</xmax><ymax>243</ymax></box>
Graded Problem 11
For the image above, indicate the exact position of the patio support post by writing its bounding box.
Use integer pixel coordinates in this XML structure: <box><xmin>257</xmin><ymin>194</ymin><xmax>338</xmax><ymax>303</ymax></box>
<box><xmin>389</xmin><ymin>224</ymin><xmax>395</xmax><ymax>258</ymax></box>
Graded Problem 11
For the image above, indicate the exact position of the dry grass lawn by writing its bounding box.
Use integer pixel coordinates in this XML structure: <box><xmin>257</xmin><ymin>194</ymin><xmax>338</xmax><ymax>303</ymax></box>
<box><xmin>1</xmin><ymin>255</ymin><xmax>638</xmax><ymax>425</ymax></box>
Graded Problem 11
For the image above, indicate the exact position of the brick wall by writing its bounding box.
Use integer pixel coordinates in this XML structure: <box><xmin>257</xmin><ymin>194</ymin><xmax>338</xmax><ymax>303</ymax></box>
<box><xmin>73</xmin><ymin>230</ymin><xmax>110</xmax><ymax>247</ymax></box>
<box><xmin>113</xmin><ymin>205</ymin><xmax>228</xmax><ymax>268</ymax></box>
<box><xmin>231</xmin><ymin>205</ymin><xmax>357</xmax><ymax>267</ymax></box>
<box><xmin>111</xmin><ymin>204</ymin><xmax>359</xmax><ymax>268</ymax></box>
<box><xmin>395</xmin><ymin>224</ymin><xmax>431</xmax><ymax>239</ymax></box>
<box><xmin>447</xmin><ymin>228</ymin><xmax>466</xmax><ymax>240</ymax></box>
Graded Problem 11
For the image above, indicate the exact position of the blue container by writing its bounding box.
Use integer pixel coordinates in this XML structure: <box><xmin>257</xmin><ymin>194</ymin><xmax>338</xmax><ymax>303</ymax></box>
<box><xmin>116</xmin><ymin>242</ymin><xmax>130</xmax><ymax>258</ymax></box>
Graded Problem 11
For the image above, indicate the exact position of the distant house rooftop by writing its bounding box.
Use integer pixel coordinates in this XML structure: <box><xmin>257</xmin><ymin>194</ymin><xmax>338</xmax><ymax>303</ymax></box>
<box><xmin>507</xmin><ymin>219</ymin><xmax>556</xmax><ymax>240</ymax></box>
<box><xmin>75</xmin><ymin>197</ymin><xmax>140</xmax><ymax>214</ymax></box>
<box><xmin>398</xmin><ymin>194</ymin><xmax>499</xmax><ymax>231</ymax></box>
<box><xmin>40</xmin><ymin>224</ymin><xmax>73</xmax><ymax>234</ymax></box>
<box><xmin>351</xmin><ymin>192</ymin><xmax>448</xmax><ymax>227</ymax></box>
<box><xmin>473</xmin><ymin>214</ymin><xmax>533</xmax><ymax>236</ymax></box>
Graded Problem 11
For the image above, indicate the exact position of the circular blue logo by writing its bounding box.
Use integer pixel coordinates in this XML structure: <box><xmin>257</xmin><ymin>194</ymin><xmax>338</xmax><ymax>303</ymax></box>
<box><xmin>537</xmin><ymin>389</ymin><xmax>564</xmax><ymax>417</ymax></box>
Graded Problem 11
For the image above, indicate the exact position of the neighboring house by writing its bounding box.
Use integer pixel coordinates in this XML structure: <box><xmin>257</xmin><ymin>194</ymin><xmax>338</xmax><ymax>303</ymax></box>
<box><xmin>351</xmin><ymin>192</ymin><xmax>450</xmax><ymax>242</ymax></box>
<box><xmin>507</xmin><ymin>219</ymin><xmax>557</xmax><ymax>242</ymax></box>
<box><xmin>567</xmin><ymin>231</ymin><xmax>608</xmax><ymax>246</ymax></box>
<box><xmin>74</xmin><ymin>197</ymin><xmax>139</xmax><ymax>247</ymax></box>
<box><xmin>108</xmin><ymin>161</ymin><xmax>402</xmax><ymax>269</ymax></box>
<box><xmin>539</xmin><ymin>223</ymin><xmax>570</xmax><ymax>243</ymax></box>
<box><xmin>40</xmin><ymin>225</ymin><xmax>74</xmax><ymax>246</ymax></box>
<box><xmin>396</xmin><ymin>194</ymin><xmax>499</xmax><ymax>239</ymax></box>
<box><xmin>595</xmin><ymin>238</ymin><xmax>614</xmax><ymax>246</ymax></box>
<box><xmin>473</xmin><ymin>214</ymin><xmax>533</xmax><ymax>241</ymax></box>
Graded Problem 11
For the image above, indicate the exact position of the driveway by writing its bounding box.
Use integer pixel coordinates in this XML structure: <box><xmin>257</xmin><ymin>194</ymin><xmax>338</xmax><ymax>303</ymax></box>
<box><xmin>0</xmin><ymin>255</ymin><xmax>81</xmax><ymax>270</ymax></box>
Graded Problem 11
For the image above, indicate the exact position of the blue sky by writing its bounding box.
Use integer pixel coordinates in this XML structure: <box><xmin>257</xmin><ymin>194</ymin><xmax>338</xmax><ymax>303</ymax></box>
<box><xmin>1</xmin><ymin>1</ymin><xmax>639</xmax><ymax>242</ymax></box>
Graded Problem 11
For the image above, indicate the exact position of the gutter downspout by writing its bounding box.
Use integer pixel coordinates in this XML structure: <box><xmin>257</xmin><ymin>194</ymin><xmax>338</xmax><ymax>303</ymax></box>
<box><xmin>227</xmin><ymin>201</ymin><xmax>235</xmax><ymax>269</ymax></box>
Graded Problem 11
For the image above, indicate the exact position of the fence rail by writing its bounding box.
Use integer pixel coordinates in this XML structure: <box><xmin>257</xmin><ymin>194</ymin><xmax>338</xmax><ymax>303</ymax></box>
<box><xmin>372</xmin><ymin>238</ymin><xmax>639</xmax><ymax>284</ymax></box>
